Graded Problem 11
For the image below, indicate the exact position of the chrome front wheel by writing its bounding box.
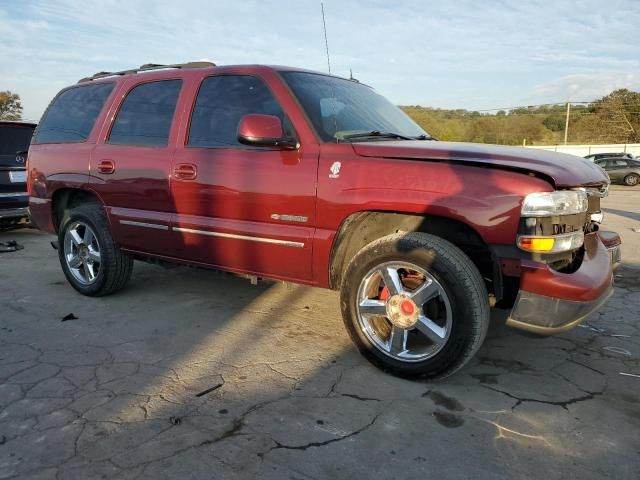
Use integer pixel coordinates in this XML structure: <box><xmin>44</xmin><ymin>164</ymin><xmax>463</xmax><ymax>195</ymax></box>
<box><xmin>356</xmin><ymin>261</ymin><xmax>453</xmax><ymax>362</ymax></box>
<box><xmin>340</xmin><ymin>232</ymin><xmax>490</xmax><ymax>379</ymax></box>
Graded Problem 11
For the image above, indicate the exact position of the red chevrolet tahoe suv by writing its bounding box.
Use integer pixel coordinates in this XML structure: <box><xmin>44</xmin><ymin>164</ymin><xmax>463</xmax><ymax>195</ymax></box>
<box><xmin>27</xmin><ymin>62</ymin><xmax>620</xmax><ymax>379</ymax></box>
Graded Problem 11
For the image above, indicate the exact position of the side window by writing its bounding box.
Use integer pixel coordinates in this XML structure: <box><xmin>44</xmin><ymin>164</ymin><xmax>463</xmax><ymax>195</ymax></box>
<box><xmin>108</xmin><ymin>79</ymin><xmax>182</xmax><ymax>147</ymax></box>
<box><xmin>34</xmin><ymin>83</ymin><xmax>114</xmax><ymax>144</ymax></box>
<box><xmin>613</xmin><ymin>159</ymin><xmax>628</xmax><ymax>167</ymax></box>
<box><xmin>188</xmin><ymin>75</ymin><xmax>289</xmax><ymax>148</ymax></box>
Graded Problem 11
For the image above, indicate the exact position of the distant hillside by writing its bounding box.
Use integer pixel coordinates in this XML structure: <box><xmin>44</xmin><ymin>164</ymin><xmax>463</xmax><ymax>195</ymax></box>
<box><xmin>402</xmin><ymin>89</ymin><xmax>640</xmax><ymax>146</ymax></box>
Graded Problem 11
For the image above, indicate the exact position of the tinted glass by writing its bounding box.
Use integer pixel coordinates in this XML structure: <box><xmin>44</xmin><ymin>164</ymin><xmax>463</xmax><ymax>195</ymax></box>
<box><xmin>280</xmin><ymin>71</ymin><xmax>427</xmax><ymax>142</ymax></box>
<box><xmin>34</xmin><ymin>83</ymin><xmax>114</xmax><ymax>143</ymax></box>
<box><xmin>188</xmin><ymin>75</ymin><xmax>286</xmax><ymax>148</ymax></box>
<box><xmin>599</xmin><ymin>160</ymin><xmax>612</xmax><ymax>169</ymax></box>
<box><xmin>612</xmin><ymin>159</ymin><xmax>628</xmax><ymax>167</ymax></box>
<box><xmin>109</xmin><ymin>80</ymin><xmax>182</xmax><ymax>146</ymax></box>
<box><xmin>0</xmin><ymin>125</ymin><xmax>35</xmax><ymax>155</ymax></box>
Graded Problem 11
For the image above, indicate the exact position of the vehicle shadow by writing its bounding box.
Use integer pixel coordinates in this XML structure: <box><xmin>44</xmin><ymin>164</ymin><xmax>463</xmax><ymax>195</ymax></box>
<box><xmin>602</xmin><ymin>207</ymin><xmax>640</xmax><ymax>222</ymax></box>
<box><xmin>1</xmin><ymin>229</ymin><xmax>637</xmax><ymax>479</ymax></box>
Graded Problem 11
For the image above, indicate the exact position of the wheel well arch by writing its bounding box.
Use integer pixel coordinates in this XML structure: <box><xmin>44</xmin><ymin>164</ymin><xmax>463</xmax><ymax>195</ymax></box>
<box><xmin>329</xmin><ymin>211</ymin><xmax>500</xmax><ymax>297</ymax></box>
<box><xmin>51</xmin><ymin>188</ymin><xmax>103</xmax><ymax>232</ymax></box>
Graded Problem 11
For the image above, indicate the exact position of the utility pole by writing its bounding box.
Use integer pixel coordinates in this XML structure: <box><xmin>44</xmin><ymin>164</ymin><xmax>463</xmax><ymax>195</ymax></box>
<box><xmin>564</xmin><ymin>102</ymin><xmax>571</xmax><ymax>145</ymax></box>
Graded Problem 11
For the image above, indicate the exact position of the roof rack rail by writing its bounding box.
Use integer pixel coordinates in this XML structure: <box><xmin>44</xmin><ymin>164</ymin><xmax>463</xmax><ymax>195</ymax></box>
<box><xmin>77</xmin><ymin>61</ymin><xmax>216</xmax><ymax>83</ymax></box>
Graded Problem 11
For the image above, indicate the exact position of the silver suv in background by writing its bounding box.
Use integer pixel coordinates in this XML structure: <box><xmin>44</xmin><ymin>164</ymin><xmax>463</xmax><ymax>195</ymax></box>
<box><xmin>595</xmin><ymin>157</ymin><xmax>640</xmax><ymax>186</ymax></box>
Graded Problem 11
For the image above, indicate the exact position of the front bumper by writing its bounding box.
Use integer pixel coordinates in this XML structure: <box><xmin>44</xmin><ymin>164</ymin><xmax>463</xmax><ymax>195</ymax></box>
<box><xmin>507</xmin><ymin>232</ymin><xmax>618</xmax><ymax>335</ymax></box>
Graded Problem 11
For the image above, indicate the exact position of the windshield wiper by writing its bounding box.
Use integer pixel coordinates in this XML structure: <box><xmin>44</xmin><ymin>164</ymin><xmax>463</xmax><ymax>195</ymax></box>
<box><xmin>412</xmin><ymin>134</ymin><xmax>434</xmax><ymax>140</ymax></box>
<box><xmin>341</xmin><ymin>130</ymin><xmax>413</xmax><ymax>141</ymax></box>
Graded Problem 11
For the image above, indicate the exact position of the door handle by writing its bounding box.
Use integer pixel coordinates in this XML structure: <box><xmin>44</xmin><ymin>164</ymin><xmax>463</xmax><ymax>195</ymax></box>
<box><xmin>97</xmin><ymin>160</ymin><xmax>115</xmax><ymax>174</ymax></box>
<box><xmin>174</xmin><ymin>163</ymin><xmax>197</xmax><ymax>180</ymax></box>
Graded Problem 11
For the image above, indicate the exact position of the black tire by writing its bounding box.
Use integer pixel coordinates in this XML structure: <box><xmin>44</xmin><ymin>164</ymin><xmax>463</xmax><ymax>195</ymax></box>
<box><xmin>623</xmin><ymin>174</ymin><xmax>639</xmax><ymax>186</ymax></box>
<box><xmin>58</xmin><ymin>203</ymin><xmax>133</xmax><ymax>296</ymax></box>
<box><xmin>340</xmin><ymin>232</ymin><xmax>489</xmax><ymax>379</ymax></box>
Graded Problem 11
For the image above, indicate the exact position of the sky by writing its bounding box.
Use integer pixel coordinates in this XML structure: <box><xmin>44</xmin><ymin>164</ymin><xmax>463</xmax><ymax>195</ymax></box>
<box><xmin>1</xmin><ymin>0</ymin><xmax>639</xmax><ymax>121</ymax></box>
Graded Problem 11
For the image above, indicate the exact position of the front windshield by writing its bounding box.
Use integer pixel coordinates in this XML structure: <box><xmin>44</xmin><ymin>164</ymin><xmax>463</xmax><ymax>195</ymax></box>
<box><xmin>280</xmin><ymin>71</ymin><xmax>429</xmax><ymax>142</ymax></box>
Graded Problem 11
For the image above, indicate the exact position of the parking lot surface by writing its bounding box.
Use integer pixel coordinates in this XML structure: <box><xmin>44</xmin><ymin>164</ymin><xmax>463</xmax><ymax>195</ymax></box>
<box><xmin>1</xmin><ymin>187</ymin><xmax>639</xmax><ymax>479</ymax></box>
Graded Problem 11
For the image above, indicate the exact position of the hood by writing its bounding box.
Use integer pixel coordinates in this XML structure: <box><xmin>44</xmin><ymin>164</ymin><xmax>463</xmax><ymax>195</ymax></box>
<box><xmin>351</xmin><ymin>140</ymin><xmax>609</xmax><ymax>188</ymax></box>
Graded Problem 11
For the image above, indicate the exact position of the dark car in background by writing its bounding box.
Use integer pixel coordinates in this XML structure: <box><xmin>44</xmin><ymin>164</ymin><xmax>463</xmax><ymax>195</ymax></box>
<box><xmin>595</xmin><ymin>157</ymin><xmax>640</xmax><ymax>186</ymax></box>
<box><xmin>585</xmin><ymin>152</ymin><xmax>635</xmax><ymax>162</ymax></box>
<box><xmin>0</xmin><ymin>120</ymin><xmax>36</xmax><ymax>229</ymax></box>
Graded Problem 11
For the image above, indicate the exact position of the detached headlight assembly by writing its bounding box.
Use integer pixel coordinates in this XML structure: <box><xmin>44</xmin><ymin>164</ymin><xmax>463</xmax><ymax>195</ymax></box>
<box><xmin>521</xmin><ymin>190</ymin><xmax>588</xmax><ymax>217</ymax></box>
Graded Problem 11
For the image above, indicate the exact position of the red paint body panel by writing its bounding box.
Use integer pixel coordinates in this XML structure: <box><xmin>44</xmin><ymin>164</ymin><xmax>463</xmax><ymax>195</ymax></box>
<box><xmin>27</xmin><ymin>64</ymin><xmax>614</xmax><ymax>307</ymax></box>
<box><xmin>315</xmin><ymin>143</ymin><xmax>553</xmax><ymax>245</ymax></box>
<box><xmin>351</xmin><ymin>141</ymin><xmax>609</xmax><ymax>188</ymax></box>
<box><xmin>518</xmin><ymin>233</ymin><xmax>613</xmax><ymax>302</ymax></box>
<box><xmin>238</xmin><ymin>114</ymin><xmax>284</xmax><ymax>141</ymax></box>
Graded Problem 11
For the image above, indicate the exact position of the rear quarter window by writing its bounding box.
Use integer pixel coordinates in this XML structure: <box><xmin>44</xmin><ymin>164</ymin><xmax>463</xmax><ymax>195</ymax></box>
<box><xmin>33</xmin><ymin>83</ymin><xmax>114</xmax><ymax>144</ymax></box>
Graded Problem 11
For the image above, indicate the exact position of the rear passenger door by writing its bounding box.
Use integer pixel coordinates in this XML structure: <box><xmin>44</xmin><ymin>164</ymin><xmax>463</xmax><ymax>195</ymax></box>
<box><xmin>606</xmin><ymin>159</ymin><xmax>629</xmax><ymax>182</ymax></box>
<box><xmin>170</xmin><ymin>74</ymin><xmax>317</xmax><ymax>281</ymax></box>
<box><xmin>90</xmin><ymin>79</ymin><xmax>183</xmax><ymax>255</ymax></box>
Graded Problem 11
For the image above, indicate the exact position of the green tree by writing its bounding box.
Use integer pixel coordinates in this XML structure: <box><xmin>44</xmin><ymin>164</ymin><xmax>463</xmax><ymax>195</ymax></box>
<box><xmin>401</xmin><ymin>89</ymin><xmax>640</xmax><ymax>146</ymax></box>
<box><xmin>0</xmin><ymin>91</ymin><xmax>23</xmax><ymax>120</ymax></box>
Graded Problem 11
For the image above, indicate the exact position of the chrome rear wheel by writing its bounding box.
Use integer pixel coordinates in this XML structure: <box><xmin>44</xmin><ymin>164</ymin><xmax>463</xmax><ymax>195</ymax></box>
<box><xmin>63</xmin><ymin>221</ymin><xmax>102</xmax><ymax>286</ymax></box>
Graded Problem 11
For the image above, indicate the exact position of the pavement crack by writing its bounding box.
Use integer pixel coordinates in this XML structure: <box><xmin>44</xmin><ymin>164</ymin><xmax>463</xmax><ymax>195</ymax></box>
<box><xmin>566</xmin><ymin>359</ymin><xmax>606</xmax><ymax>376</ymax></box>
<box><xmin>481</xmin><ymin>384</ymin><xmax>602</xmax><ymax>411</ymax></box>
<box><xmin>264</xmin><ymin>412</ymin><xmax>382</xmax><ymax>454</ymax></box>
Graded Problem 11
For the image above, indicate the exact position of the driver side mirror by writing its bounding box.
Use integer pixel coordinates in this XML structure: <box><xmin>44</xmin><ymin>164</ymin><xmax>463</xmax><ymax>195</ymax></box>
<box><xmin>237</xmin><ymin>114</ymin><xmax>297</xmax><ymax>150</ymax></box>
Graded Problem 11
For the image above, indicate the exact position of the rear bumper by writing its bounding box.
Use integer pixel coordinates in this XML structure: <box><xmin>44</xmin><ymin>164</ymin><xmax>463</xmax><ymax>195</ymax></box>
<box><xmin>507</xmin><ymin>232</ymin><xmax>618</xmax><ymax>334</ymax></box>
<box><xmin>0</xmin><ymin>207</ymin><xmax>30</xmax><ymax>228</ymax></box>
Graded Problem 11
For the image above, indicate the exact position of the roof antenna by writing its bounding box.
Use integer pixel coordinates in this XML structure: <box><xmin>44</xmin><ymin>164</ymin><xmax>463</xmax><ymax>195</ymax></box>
<box><xmin>321</xmin><ymin>2</ymin><xmax>331</xmax><ymax>73</ymax></box>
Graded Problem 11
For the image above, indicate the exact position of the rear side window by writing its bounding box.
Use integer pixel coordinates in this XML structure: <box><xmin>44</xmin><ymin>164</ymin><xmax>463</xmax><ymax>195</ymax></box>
<box><xmin>108</xmin><ymin>80</ymin><xmax>182</xmax><ymax>147</ymax></box>
<box><xmin>188</xmin><ymin>75</ymin><xmax>286</xmax><ymax>148</ymax></box>
<box><xmin>34</xmin><ymin>83</ymin><xmax>114</xmax><ymax>144</ymax></box>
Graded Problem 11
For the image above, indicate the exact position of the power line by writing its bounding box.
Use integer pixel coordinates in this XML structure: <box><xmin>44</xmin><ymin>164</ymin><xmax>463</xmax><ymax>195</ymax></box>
<box><xmin>408</xmin><ymin>101</ymin><xmax>640</xmax><ymax>113</ymax></box>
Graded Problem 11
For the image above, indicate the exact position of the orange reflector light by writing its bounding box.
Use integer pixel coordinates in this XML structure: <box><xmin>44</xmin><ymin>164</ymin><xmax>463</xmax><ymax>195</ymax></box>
<box><xmin>518</xmin><ymin>237</ymin><xmax>555</xmax><ymax>252</ymax></box>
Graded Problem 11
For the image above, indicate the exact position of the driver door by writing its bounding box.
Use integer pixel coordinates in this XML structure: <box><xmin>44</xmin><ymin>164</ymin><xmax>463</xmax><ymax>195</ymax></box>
<box><xmin>170</xmin><ymin>74</ymin><xmax>317</xmax><ymax>282</ymax></box>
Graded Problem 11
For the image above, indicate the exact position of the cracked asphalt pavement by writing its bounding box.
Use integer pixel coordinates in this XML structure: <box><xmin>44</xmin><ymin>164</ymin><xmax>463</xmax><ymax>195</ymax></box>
<box><xmin>1</xmin><ymin>187</ymin><xmax>639</xmax><ymax>479</ymax></box>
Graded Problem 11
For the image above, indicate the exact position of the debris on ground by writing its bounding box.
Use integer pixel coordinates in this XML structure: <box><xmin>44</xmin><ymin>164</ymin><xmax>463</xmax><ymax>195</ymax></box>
<box><xmin>61</xmin><ymin>313</ymin><xmax>79</xmax><ymax>322</ymax></box>
<box><xmin>0</xmin><ymin>241</ymin><xmax>24</xmax><ymax>253</ymax></box>
<box><xmin>579</xmin><ymin>323</ymin><xmax>605</xmax><ymax>333</ymax></box>
<box><xmin>602</xmin><ymin>346</ymin><xmax>632</xmax><ymax>356</ymax></box>
<box><xmin>169</xmin><ymin>416</ymin><xmax>182</xmax><ymax>425</ymax></box>
<box><xmin>195</xmin><ymin>384</ymin><xmax>223</xmax><ymax>397</ymax></box>
<box><xmin>578</xmin><ymin>324</ymin><xmax>631</xmax><ymax>338</ymax></box>
<box><xmin>620</xmin><ymin>372</ymin><xmax>640</xmax><ymax>378</ymax></box>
